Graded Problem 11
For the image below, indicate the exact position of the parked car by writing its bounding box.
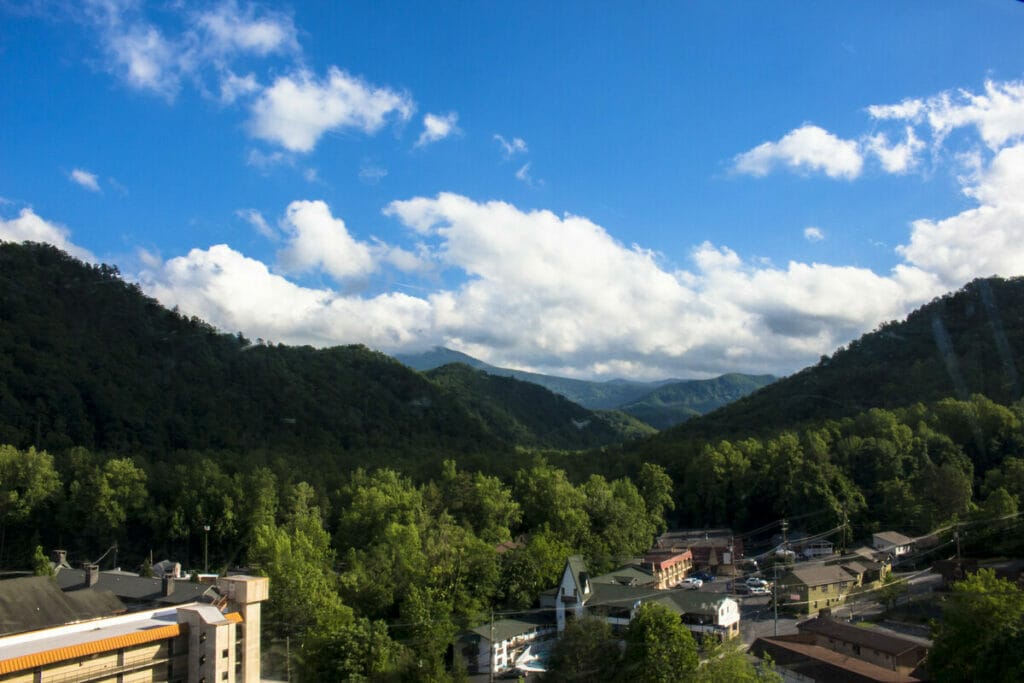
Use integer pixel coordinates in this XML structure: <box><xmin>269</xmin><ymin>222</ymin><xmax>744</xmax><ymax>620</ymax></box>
<box><xmin>679</xmin><ymin>577</ymin><xmax>703</xmax><ymax>590</ymax></box>
<box><xmin>733</xmin><ymin>582</ymin><xmax>750</xmax><ymax>594</ymax></box>
<box><xmin>693</xmin><ymin>571</ymin><xmax>716</xmax><ymax>582</ymax></box>
<box><xmin>749</xmin><ymin>585</ymin><xmax>770</xmax><ymax>595</ymax></box>
<box><xmin>745</xmin><ymin>577</ymin><xmax>769</xmax><ymax>589</ymax></box>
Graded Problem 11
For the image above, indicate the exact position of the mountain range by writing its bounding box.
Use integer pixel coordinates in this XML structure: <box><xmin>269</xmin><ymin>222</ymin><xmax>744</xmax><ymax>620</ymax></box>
<box><xmin>394</xmin><ymin>347</ymin><xmax>775</xmax><ymax>429</ymax></box>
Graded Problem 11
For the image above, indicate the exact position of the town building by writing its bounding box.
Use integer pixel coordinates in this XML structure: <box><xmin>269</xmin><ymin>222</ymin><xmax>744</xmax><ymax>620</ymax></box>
<box><xmin>776</xmin><ymin>565</ymin><xmax>854</xmax><ymax>615</ymax></box>
<box><xmin>541</xmin><ymin>556</ymin><xmax>740</xmax><ymax>639</ymax></box>
<box><xmin>0</xmin><ymin>575</ymin><xmax>268</xmax><ymax>683</ymax></box>
<box><xmin>872</xmin><ymin>532</ymin><xmax>914</xmax><ymax>562</ymax></box>
<box><xmin>751</xmin><ymin>609</ymin><xmax>930</xmax><ymax>682</ymax></box>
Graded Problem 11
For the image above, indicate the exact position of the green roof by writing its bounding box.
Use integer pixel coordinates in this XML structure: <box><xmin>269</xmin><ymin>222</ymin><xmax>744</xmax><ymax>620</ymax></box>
<box><xmin>468</xmin><ymin>616</ymin><xmax>554</xmax><ymax>643</ymax></box>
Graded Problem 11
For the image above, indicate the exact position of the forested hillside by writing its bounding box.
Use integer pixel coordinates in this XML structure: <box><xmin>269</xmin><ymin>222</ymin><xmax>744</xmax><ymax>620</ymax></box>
<box><xmin>602</xmin><ymin>277</ymin><xmax>1024</xmax><ymax>543</ymax></box>
<box><xmin>665</xmin><ymin>276</ymin><xmax>1024</xmax><ymax>440</ymax></box>
<box><xmin>0</xmin><ymin>242</ymin><xmax>636</xmax><ymax>463</ymax></box>
<box><xmin>426</xmin><ymin>363</ymin><xmax>656</xmax><ymax>448</ymax></box>
<box><xmin>619</xmin><ymin>373</ymin><xmax>776</xmax><ymax>430</ymax></box>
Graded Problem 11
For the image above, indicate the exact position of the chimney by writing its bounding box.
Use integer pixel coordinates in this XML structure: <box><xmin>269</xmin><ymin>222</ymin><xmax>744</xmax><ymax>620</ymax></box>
<box><xmin>50</xmin><ymin>549</ymin><xmax>67</xmax><ymax>565</ymax></box>
<box><xmin>84</xmin><ymin>563</ymin><xmax>100</xmax><ymax>587</ymax></box>
<box><xmin>162</xmin><ymin>576</ymin><xmax>175</xmax><ymax>597</ymax></box>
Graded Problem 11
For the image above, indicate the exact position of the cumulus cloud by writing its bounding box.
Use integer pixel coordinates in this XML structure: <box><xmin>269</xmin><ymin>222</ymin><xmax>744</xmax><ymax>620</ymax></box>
<box><xmin>734</xmin><ymin>124</ymin><xmax>864</xmax><ymax>179</ymax></box>
<box><xmin>864</xmin><ymin>127</ymin><xmax>925</xmax><ymax>173</ymax></box>
<box><xmin>277</xmin><ymin>200</ymin><xmax>378</xmax><ymax>280</ymax></box>
<box><xmin>898</xmin><ymin>143</ymin><xmax>1024</xmax><ymax>289</ymax></box>
<box><xmin>139</xmin><ymin>244</ymin><xmax>433</xmax><ymax>349</ymax></box>
<box><xmin>0</xmin><ymin>208</ymin><xmax>95</xmax><ymax>262</ymax></box>
<box><xmin>803</xmin><ymin>227</ymin><xmax>824</xmax><ymax>242</ymax></box>
<box><xmin>868</xmin><ymin>80</ymin><xmax>1024</xmax><ymax>151</ymax></box>
<box><xmin>249</xmin><ymin>67</ymin><xmax>414</xmax><ymax>152</ymax></box>
<box><xmin>494</xmin><ymin>134</ymin><xmax>528</xmax><ymax>157</ymax></box>
<box><xmin>70</xmin><ymin>168</ymin><xmax>101</xmax><ymax>192</ymax></box>
<box><xmin>416</xmin><ymin>112</ymin><xmax>459</xmax><ymax>147</ymax></box>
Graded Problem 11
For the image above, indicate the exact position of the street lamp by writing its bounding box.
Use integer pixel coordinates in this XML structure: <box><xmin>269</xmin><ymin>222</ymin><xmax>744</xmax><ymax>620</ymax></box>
<box><xmin>203</xmin><ymin>525</ymin><xmax>210</xmax><ymax>573</ymax></box>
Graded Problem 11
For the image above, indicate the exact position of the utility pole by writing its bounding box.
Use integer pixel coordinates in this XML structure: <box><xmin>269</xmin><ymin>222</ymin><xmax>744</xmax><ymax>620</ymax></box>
<box><xmin>775</xmin><ymin>518</ymin><xmax>788</xmax><ymax>637</ymax></box>
<box><xmin>489</xmin><ymin>609</ymin><xmax>495</xmax><ymax>683</ymax></box>
<box><xmin>203</xmin><ymin>525</ymin><xmax>210</xmax><ymax>573</ymax></box>
<box><xmin>954</xmin><ymin>525</ymin><xmax>962</xmax><ymax>560</ymax></box>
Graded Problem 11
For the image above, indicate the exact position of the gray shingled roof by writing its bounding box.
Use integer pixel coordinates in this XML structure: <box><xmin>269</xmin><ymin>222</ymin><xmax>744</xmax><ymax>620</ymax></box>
<box><xmin>56</xmin><ymin>569</ymin><xmax>215</xmax><ymax>605</ymax></box>
<box><xmin>468</xmin><ymin>615</ymin><xmax>554</xmax><ymax>643</ymax></box>
<box><xmin>783</xmin><ymin>565</ymin><xmax>855</xmax><ymax>588</ymax></box>
<box><xmin>797</xmin><ymin>615</ymin><xmax>929</xmax><ymax>655</ymax></box>
<box><xmin>0</xmin><ymin>576</ymin><xmax>125</xmax><ymax>636</ymax></box>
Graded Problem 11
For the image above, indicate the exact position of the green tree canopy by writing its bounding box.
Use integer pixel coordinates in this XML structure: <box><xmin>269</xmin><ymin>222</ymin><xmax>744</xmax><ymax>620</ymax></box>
<box><xmin>929</xmin><ymin>569</ymin><xmax>1024</xmax><ymax>682</ymax></box>
<box><xmin>620</xmin><ymin>602</ymin><xmax>698</xmax><ymax>683</ymax></box>
<box><xmin>546</xmin><ymin>616</ymin><xmax>621</xmax><ymax>682</ymax></box>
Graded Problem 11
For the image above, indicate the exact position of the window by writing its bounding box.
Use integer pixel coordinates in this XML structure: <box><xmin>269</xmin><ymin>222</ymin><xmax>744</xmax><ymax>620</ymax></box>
<box><xmin>222</xmin><ymin>649</ymin><xmax>229</xmax><ymax>659</ymax></box>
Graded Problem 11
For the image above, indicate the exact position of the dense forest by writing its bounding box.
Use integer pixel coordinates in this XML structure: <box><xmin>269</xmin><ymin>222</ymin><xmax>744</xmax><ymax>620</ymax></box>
<box><xmin>2</xmin><ymin>241</ymin><xmax>1024</xmax><ymax>680</ymax></box>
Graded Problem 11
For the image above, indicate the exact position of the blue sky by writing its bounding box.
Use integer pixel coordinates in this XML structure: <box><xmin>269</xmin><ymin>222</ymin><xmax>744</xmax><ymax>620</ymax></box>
<box><xmin>2</xmin><ymin>1</ymin><xmax>1024</xmax><ymax>380</ymax></box>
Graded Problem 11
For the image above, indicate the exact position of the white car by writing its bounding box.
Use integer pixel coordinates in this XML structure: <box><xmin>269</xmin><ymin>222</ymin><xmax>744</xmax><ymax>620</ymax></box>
<box><xmin>679</xmin><ymin>577</ymin><xmax>703</xmax><ymax>590</ymax></box>
<box><xmin>749</xmin><ymin>585</ymin><xmax>769</xmax><ymax>595</ymax></box>
<box><xmin>745</xmin><ymin>577</ymin><xmax>769</xmax><ymax>589</ymax></box>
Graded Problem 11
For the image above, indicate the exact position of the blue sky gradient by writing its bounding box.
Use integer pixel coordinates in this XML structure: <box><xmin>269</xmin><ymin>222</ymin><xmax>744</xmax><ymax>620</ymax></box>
<box><xmin>2</xmin><ymin>1</ymin><xmax>1024</xmax><ymax>379</ymax></box>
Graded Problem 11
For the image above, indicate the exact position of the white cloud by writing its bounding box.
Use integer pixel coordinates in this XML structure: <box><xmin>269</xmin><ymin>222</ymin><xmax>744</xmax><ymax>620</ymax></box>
<box><xmin>869</xmin><ymin>80</ymin><xmax>1024</xmax><ymax>151</ymax></box>
<box><xmin>82</xmin><ymin>0</ymin><xmax>298</xmax><ymax>100</ymax></box>
<box><xmin>70</xmin><ymin>168</ymin><xmax>101</xmax><ymax>192</ymax></box>
<box><xmin>864</xmin><ymin>127</ymin><xmax>925</xmax><ymax>174</ymax></box>
<box><xmin>734</xmin><ymin>125</ymin><xmax>864</xmax><ymax>179</ymax></box>
<box><xmin>277</xmin><ymin>200</ymin><xmax>378</xmax><ymax>281</ymax></box>
<box><xmin>416</xmin><ymin>112</ymin><xmax>459</xmax><ymax>147</ymax></box>
<box><xmin>0</xmin><ymin>208</ymin><xmax>95</xmax><ymax>262</ymax></box>
<box><xmin>494</xmin><ymin>134</ymin><xmax>528</xmax><ymax>157</ymax></box>
<box><xmin>897</xmin><ymin>143</ymin><xmax>1024</xmax><ymax>289</ymax></box>
<box><xmin>249</xmin><ymin>67</ymin><xmax>414</xmax><ymax>152</ymax></box>
<box><xmin>379</xmin><ymin>193</ymin><xmax>945</xmax><ymax>377</ymax></box>
<box><xmin>867</xmin><ymin>99</ymin><xmax>925</xmax><ymax>121</ymax></box>
<box><xmin>106</xmin><ymin>23</ymin><xmax>180</xmax><ymax>98</ymax></box>
<box><xmin>193</xmin><ymin>1</ymin><xmax>298</xmax><ymax>57</ymax></box>
<box><xmin>804</xmin><ymin>227</ymin><xmax>825</xmax><ymax>242</ymax></box>
<box><xmin>219</xmin><ymin>71</ymin><xmax>260</xmax><ymax>104</ymax></box>
<box><xmin>139</xmin><ymin>244</ymin><xmax>433</xmax><ymax>349</ymax></box>
<box><xmin>235</xmin><ymin>208</ymin><xmax>276</xmax><ymax>240</ymax></box>
<box><xmin>515</xmin><ymin>162</ymin><xmax>538</xmax><ymax>185</ymax></box>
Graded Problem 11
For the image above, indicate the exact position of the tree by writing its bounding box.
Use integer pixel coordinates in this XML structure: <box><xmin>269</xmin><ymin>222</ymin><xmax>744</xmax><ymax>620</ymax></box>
<box><xmin>620</xmin><ymin>602</ymin><xmax>698</xmax><ymax>683</ymax></box>
<box><xmin>0</xmin><ymin>445</ymin><xmax>60</xmax><ymax>561</ymax></box>
<box><xmin>929</xmin><ymin>569</ymin><xmax>1024</xmax><ymax>682</ymax></box>
<box><xmin>696</xmin><ymin>637</ymin><xmax>782</xmax><ymax>683</ymax></box>
<box><xmin>546</xmin><ymin>617</ymin><xmax>621</xmax><ymax>681</ymax></box>
<box><xmin>878</xmin><ymin>573</ymin><xmax>908</xmax><ymax>610</ymax></box>
<box><xmin>637</xmin><ymin>462</ymin><xmax>675</xmax><ymax>534</ymax></box>
<box><xmin>32</xmin><ymin>545</ymin><xmax>54</xmax><ymax>577</ymax></box>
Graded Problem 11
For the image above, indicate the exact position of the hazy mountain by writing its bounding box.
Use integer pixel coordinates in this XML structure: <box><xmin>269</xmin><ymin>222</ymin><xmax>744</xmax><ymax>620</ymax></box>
<box><xmin>395</xmin><ymin>347</ymin><xmax>670</xmax><ymax>409</ymax></box>
<box><xmin>618</xmin><ymin>374</ymin><xmax>777</xmax><ymax>430</ymax></box>
<box><xmin>395</xmin><ymin>347</ymin><xmax>775</xmax><ymax>428</ymax></box>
